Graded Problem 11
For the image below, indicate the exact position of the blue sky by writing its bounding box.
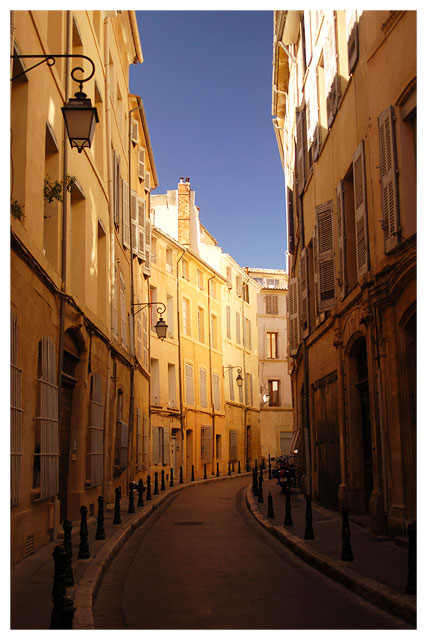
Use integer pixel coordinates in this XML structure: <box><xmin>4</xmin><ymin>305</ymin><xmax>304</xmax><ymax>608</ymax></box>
<box><xmin>129</xmin><ymin>10</ymin><xmax>287</xmax><ymax>271</ymax></box>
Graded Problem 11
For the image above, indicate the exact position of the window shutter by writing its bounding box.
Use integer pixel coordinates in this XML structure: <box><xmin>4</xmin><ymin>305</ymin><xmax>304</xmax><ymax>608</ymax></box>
<box><xmin>315</xmin><ymin>200</ymin><xmax>336</xmax><ymax>311</ymax></box>
<box><xmin>228</xmin><ymin>367</ymin><xmax>235</xmax><ymax>402</ymax></box>
<box><xmin>38</xmin><ymin>336</ymin><xmax>59</xmax><ymax>499</ymax></box>
<box><xmin>336</xmin><ymin>180</ymin><xmax>347</xmax><ymax>300</ymax></box>
<box><xmin>120</xmin><ymin>272</ymin><xmax>127</xmax><ymax>348</ymax></box>
<box><xmin>136</xmin><ymin>409</ymin><xmax>142</xmax><ymax>471</ymax></box>
<box><xmin>122</xmin><ymin>179</ymin><xmax>130</xmax><ymax>248</ymax></box>
<box><xmin>119</xmin><ymin>421</ymin><xmax>129</xmax><ymax>469</ymax></box>
<box><xmin>213</xmin><ymin>373</ymin><xmax>220</xmax><ymax>411</ymax></box>
<box><xmin>152</xmin><ymin>426</ymin><xmax>160</xmax><ymax>465</ymax></box>
<box><xmin>131</xmin><ymin>119</ymin><xmax>138</xmax><ymax>143</ymax></box>
<box><xmin>113</xmin><ymin>150</ymin><xmax>121</xmax><ymax>229</ymax></box>
<box><xmin>378</xmin><ymin>105</ymin><xmax>400</xmax><ymax>253</ymax></box>
<box><xmin>131</xmin><ymin>190</ymin><xmax>138</xmax><ymax>255</ymax></box>
<box><xmin>89</xmin><ymin>373</ymin><xmax>104</xmax><ymax>487</ymax></box>
<box><xmin>235</xmin><ymin>312</ymin><xmax>241</xmax><ymax>344</ymax></box>
<box><xmin>288</xmin><ymin>277</ymin><xmax>300</xmax><ymax>356</ymax></box>
<box><xmin>306</xmin><ymin>67</ymin><xmax>319</xmax><ymax>157</ymax></box>
<box><xmin>144</xmin><ymin>171</ymin><xmax>151</xmax><ymax>192</ymax></box>
<box><xmin>324</xmin><ymin>12</ymin><xmax>340</xmax><ymax>128</ymax></box>
<box><xmin>143</xmin><ymin>216</ymin><xmax>152</xmax><ymax>275</ymax></box>
<box><xmin>137</xmin><ymin>146</ymin><xmax>145</xmax><ymax>180</ymax></box>
<box><xmin>299</xmin><ymin>248</ymin><xmax>309</xmax><ymax>336</ymax></box>
<box><xmin>353</xmin><ymin>141</ymin><xmax>369</xmax><ymax>278</ymax></box>
<box><xmin>286</xmin><ymin>187</ymin><xmax>295</xmax><ymax>255</ymax></box>
<box><xmin>185</xmin><ymin>364</ymin><xmax>194</xmax><ymax>405</ymax></box>
<box><xmin>163</xmin><ymin>426</ymin><xmax>170</xmax><ymax>465</ymax></box>
<box><xmin>201</xmin><ymin>425</ymin><xmax>213</xmax><ymax>463</ymax></box>
<box><xmin>200</xmin><ymin>368</ymin><xmax>208</xmax><ymax>407</ymax></box>
<box><xmin>11</xmin><ymin>312</ymin><xmax>22</xmax><ymax>507</ymax></box>
<box><xmin>112</xmin><ymin>264</ymin><xmax>118</xmax><ymax>338</ymax></box>
<box><xmin>346</xmin><ymin>10</ymin><xmax>359</xmax><ymax>74</ymax></box>
<box><xmin>296</xmin><ymin>109</ymin><xmax>306</xmax><ymax>195</ymax></box>
<box><xmin>143</xmin><ymin>414</ymin><xmax>149</xmax><ymax>469</ymax></box>
<box><xmin>229</xmin><ymin>429</ymin><xmax>238</xmax><ymax>461</ymax></box>
<box><xmin>226</xmin><ymin>306</ymin><xmax>231</xmax><ymax>339</ymax></box>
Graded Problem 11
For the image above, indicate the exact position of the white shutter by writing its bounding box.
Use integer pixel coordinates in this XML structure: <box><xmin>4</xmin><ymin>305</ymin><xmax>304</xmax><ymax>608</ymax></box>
<box><xmin>228</xmin><ymin>367</ymin><xmax>235</xmax><ymax>402</ymax></box>
<box><xmin>353</xmin><ymin>141</ymin><xmax>369</xmax><ymax>278</ymax></box>
<box><xmin>38</xmin><ymin>337</ymin><xmax>59</xmax><ymax>499</ymax></box>
<box><xmin>89</xmin><ymin>373</ymin><xmax>104</xmax><ymax>487</ymax></box>
<box><xmin>144</xmin><ymin>171</ymin><xmax>151</xmax><ymax>192</ymax></box>
<box><xmin>11</xmin><ymin>312</ymin><xmax>22</xmax><ymax>507</ymax></box>
<box><xmin>152</xmin><ymin>426</ymin><xmax>160</xmax><ymax>465</ymax></box>
<box><xmin>131</xmin><ymin>119</ymin><xmax>138</xmax><ymax>143</ymax></box>
<box><xmin>304</xmin><ymin>11</ymin><xmax>312</xmax><ymax>66</ymax></box>
<box><xmin>143</xmin><ymin>216</ymin><xmax>152</xmax><ymax>275</ymax></box>
<box><xmin>378</xmin><ymin>105</ymin><xmax>400</xmax><ymax>253</ymax></box>
<box><xmin>316</xmin><ymin>200</ymin><xmax>336</xmax><ymax>311</ymax></box>
<box><xmin>138</xmin><ymin>198</ymin><xmax>146</xmax><ymax>260</ymax></box>
<box><xmin>299</xmin><ymin>248</ymin><xmax>309</xmax><ymax>336</ymax></box>
<box><xmin>235</xmin><ymin>312</ymin><xmax>241</xmax><ymax>344</ymax></box>
<box><xmin>288</xmin><ymin>277</ymin><xmax>300</xmax><ymax>356</ymax></box>
<box><xmin>212</xmin><ymin>373</ymin><xmax>220</xmax><ymax>411</ymax></box>
<box><xmin>122</xmin><ymin>179</ymin><xmax>130</xmax><ymax>249</ymax></box>
<box><xmin>336</xmin><ymin>180</ymin><xmax>347</xmax><ymax>300</ymax></box>
<box><xmin>296</xmin><ymin>109</ymin><xmax>306</xmax><ymax>195</ymax></box>
<box><xmin>324</xmin><ymin>12</ymin><xmax>340</xmax><ymax>128</ymax></box>
<box><xmin>137</xmin><ymin>146</ymin><xmax>145</xmax><ymax>180</ymax></box>
<box><xmin>163</xmin><ymin>426</ymin><xmax>170</xmax><ymax>465</ymax></box>
<box><xmin>185</xmin><ymin>364</ymin><xmax>194</xmax><ymax>405</ymax></box>
<box><xmin>199</xmin><ymin>368</ymin><xmax>208</xmax><ymax>407</ymax></box>
<box><xmin>143</xmin><ymin>414</ymin><xmax>149</xmax><ymax>470</ymax></box>
<box><xmin>226</xmin><ymin>306</ymin><xmax>231</xmax><ymax>339</ymax></box>
<box><xmin>131</xmin><ymin>190</ymin><xmax>138</xmax><ymax>254</ymax></box>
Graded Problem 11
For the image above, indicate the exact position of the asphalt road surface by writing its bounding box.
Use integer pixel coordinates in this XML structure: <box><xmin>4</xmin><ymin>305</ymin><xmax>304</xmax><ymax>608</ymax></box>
<box><xmin>93</xmin><ymin>476</ymin><xmax>412</xmax><ymax>629</ymax></box>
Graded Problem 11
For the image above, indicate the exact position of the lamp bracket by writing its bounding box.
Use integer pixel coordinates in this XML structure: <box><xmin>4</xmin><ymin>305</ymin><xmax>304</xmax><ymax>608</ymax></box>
<box><xmin>222</xmin><ymin>365</ymin><xmax>242</xmax><ymax>377</ymax></box>
<box><xmin>131</xmin><ymin>301</ymin><xmax>166</xmax><ymax>317</ymax></box>
<box><xmin>11</xmin><ymin>54</ymin><xmax>95</xmax><ymax>91</ymax></box>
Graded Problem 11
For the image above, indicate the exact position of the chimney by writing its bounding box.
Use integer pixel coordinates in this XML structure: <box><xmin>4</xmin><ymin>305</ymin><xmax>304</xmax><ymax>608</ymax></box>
<box><xmin>178</xmin><ymin>177</ymin><xmax>191</xmax><ymax>247</ymax></box>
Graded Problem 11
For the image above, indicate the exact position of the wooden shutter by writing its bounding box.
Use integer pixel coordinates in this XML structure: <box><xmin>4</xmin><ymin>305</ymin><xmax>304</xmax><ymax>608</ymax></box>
<box><xmin>137</xmin><ymin>146</ymin><xmax>145</xmax><ymax>180</ymax></box>
<box><xmin>112</xmin><ymin>264</ymin><xmax>118</xmax><ymax>338</ymax></box>
<box><xmin>299</xmin><ymin>248</ymin><xmax>309</xmax><ymax>336</ymax></box>
<box><xmin>229</xmin><ymin>429</ymin><xmax>238</xmax><ymax>461</ymax></box>
<box><xmin>120</xmin><ymin>272</ymin><xmax>127</xmax><ymax>347</ymax></box>
<box><xmin>200</xmin><ymin>368</ymin><xmax>208</xmax><ymax>407</ymax></box>
<box><xmin>213</xmin><ymin>373</ymin><xmax>220</xmax><ymax>411</ymax></box>
<box><xmin>113</xmin><ymin>150</ymin><xmax>121</xmax><ymax>229</ymax></box>
<box><xmin>296</xmin><ymin>109</ymin><xmax>306</xmax><ymax>195</ymax></box>
<box><xmin>235</xmin><ymin>312</ymin><xmax>241</xmax><ymax>344</ymax></box>
<box><xmin>324</xmin><ymin>12</ymin><xmax>340</xmax><ymax>128</ymax></box>
<box><xmin>228</xmin><ymin>367</ymin><xmax>235</xmax><ymax>402</ymax></box>
<box><xmin>122</xmin><ymin>179</ymin><xmax>130</xmax><ymax>248</ymax></box>
<box><xmin>378</xmin><ymin>105</ymin><xmax>400</xmax><ymax>253</ymax></box>
<box><xmin>288</xmin><ymin>277</ymin><xmax>300</xmax><ymax>356</ymax></box>
<box><xmin>201</xmin><ymin>425</ymin><xmax>213</xmax><ymax>463</ymax></box>
<box><xmin>131</xmin><ymin>119</ymin><xmax>138</xmax><ymax>143</ymax></box>
<box><xmin>353</xmin><ymin>141</ymin><xmax>369</xmax><ymax>278</ymax></box>
<box><xmin>137</xmin><ymin>198</ymin><xmax>146</xmax><ymax>260</ymax></box>
<box><xmin>315</xmin><ymin>200</ymin><xmax>336</xmax><ymax>311</ymax></box>
<box><xmin>11</xmin><ymin>312</ymin><xmax>22</xmax><ymax>507</ymax></box>
<box><xmin>89</xmin><ymin>373</ymin><xmax>104</xmax><ymax>487</ymax></box>
<box><xmin>131</xmin><ymin>190</ymin><xmax>138</xmax><ymax>254</ymax></box>
<box><xmin>136</xmin><ymin>409</ymin><xmax>142</xmax><ymax>471</ymax></box>
<box><xmin>38</xmin><ymin>337</ymin><xmax>59</xmax><ymax>499</ymax></box>
<box><xmin>163</xmin><ymin>426</ymin><xmax>170</xmax><ymax>465</ymax></box>
<box><xmin>152</xmin><ymin>426</ymin><xmax>160</xmax><ymax>465</ymax></box>
<box><xmin>336</xmin><ymin>180</ymin><xmax>347</xmax><ymax>300</ymax></box>
<box><xmin>143</xmin><ymin>414</ymin><xmax>149</xmax><ymax>469</ymax></box>
<box><xmin>226</xmin><ymin>306</ymin><xmax>231</xmax><ymax>339</ymax></box>
<box><xmin>346</xmin><ymin>10</ymin><xmax>359</xmax><ymax>74</ymax></box>
<box><xmin>143</xmin><ymin>216</ymin><xmax>151</xmax><ymax>275</ymax></box>
<box><xmin>185</xmin><ymin>364</ymin><xmax>194</xmax><ymax>405</ymax></box>
<box><xmin>287</xmin><ymin>187</ymin><xmax>295</xmax><ymax>255</ymax></box>
<box><xmin>144</xmin><ymin>171</ymin><xmax>151</xmax><ymax>192</ymax></box>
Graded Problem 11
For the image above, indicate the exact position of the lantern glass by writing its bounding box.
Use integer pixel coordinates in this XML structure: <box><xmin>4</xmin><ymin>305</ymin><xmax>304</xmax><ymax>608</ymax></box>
<box><xmin>61</xmin><ymin>94</ymin><xmax>99</xmax><ymax>152</ymax></box>
<box><xmin>236</xmin><ymin>372</ymin><xmax>243</xmax><ymax>388</ymax></box>
<box><xmin>155</xmin><ymin>316</ymin><xmax>168</xmax><ymax>340</ymax></box>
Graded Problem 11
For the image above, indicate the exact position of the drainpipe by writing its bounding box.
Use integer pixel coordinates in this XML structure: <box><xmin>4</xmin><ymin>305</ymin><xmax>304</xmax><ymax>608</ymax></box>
<box><xmin>104</xmin><ymin>15</ymin><xmax>115</xmax><ymax>503</ymax></box>
<box><xmin>176</xmin><ymin>249</ymin><xmax>186</xmax><ymax>445</ymax></box>
<box><xmin>208</xmin><ymin>274</ymin><xmax>216</xmax><ymax>472</ymax></box>
<box><xmin>241</xmin><ymin>294</ymin><xmax>248</xmax><ymax>468</ymax></box>
<box><xmin>55</xmin><ymin>10</ymin><xmax>72</xmax><ymax>531</ymax></box>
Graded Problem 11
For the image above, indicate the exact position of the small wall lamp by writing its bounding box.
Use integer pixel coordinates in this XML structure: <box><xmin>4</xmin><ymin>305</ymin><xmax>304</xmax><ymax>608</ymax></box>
<box><xmin>131</xmin><ymin>301</ymin><xmax>168</xmax><ymax>340</ymax></box>
<box><xmin>223</xmin><ymin>365</ymin><xmax>243</xmax><ymax>388</ymax></box>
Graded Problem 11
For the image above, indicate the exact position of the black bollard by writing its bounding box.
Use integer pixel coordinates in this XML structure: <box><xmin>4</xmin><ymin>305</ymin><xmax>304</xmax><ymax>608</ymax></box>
<box><xmin>268</xmin><ymin>454</ymin><xmax>272</xmax><ymax>479</ymax></box>
<box><xmin>161</xmin><ymin>469</ymin><xmax>166</xmax><ymax>491</ymax></box>
<box><xmin>341</xmin><ymin>506</ymin><xmax>354</xmax><ymax>561</ymax></box>
<box><xmin>154</xmin><ymin>471</ymin><xmax>159</xmax><ymax>495</ymax></box>
<box><xmin>260</xmin><ymin>465</ymin><xmax>264</xmax><ymax>481</ymax></box>
<box><xmin>137</xmin><ymin>478</ymin><xmax>145</xmax><ymax>507</ymax></box>
<box><xmin>179</xmin><ymin>466</ymin><xmax>183</xmax><ymax>484</ymax></box>
<box><xmin>216</xmin><ymin>462</ymin><xmax>220</xmax><ymax>477</ymax></box>
<box><xmin>128</xmin><ymin>482</ymin><xmax>135</xmax><ymax>513</ymax></box>
<box><xmin>96</xmin><ymin>496</ymin><xmax>106</xmax><ymax>540</ymax></box>
<box><xmin>63</xmin><ymin>520</ymin><xmax>74</xmax><ymax>586</ymax></box>
<box><xmin>50</xmin><ymin>545</ymin><xmax>76</xmax><ymax>629</ymax></box>
<box><xmin>113</xmin><ymin>486</ymin><xmax>122</xmax><ymax>524</ymax></box>
<box><xmin>255</xmin><ymin>459</ymin><xmax>258</xmax><ymax>473</ymax></box>
<box><xmin>304</xmin><ymin>495</ymin><xmax>315</xmax><ymax>540</ymax></box>
<box><xmin>238</xmin><ymin>460</ymin><xmax>241</xmax><ymax>474</ymax></box>
<box><xmin>246</xmin><ymin>460</ymin><xmax>250</xmax><ymax>472</ymax></box>
<box><xmin>170</xmin><ymin>468</ymin><xmax>174</xmax><ymax>488</ymax></box>
<box><xmin>146</xmin><ymin>475</ymin><xmax>152</xmax><ymax>500</ymax></box>
<box><xmin>257</xmin><ymin>473</ymin><xmax>264</xmax><ymax>503</ymax></box>
<box><xmin>228</xmin><ymin>461</ymin><xmax>231</xmax><ymax>476</ymax></box>
<box><xmin>406</xmin><ymin>521</ymin><xmax>416</xmax><ymax>595</ymax></box>
<box><xmin>78</xmin><ymin>505</ymin><xmax>90</xmax><ymax>559</ymax></box>
<box><xmin>284</xmin><ymin>487</ymin><xmax>293</xmax><ymax>526</ymax></box>
<box><xmin>204</xmin><ymin>463</ymin><xmax>207</xmax><ymax>480</ymax></box>
<box><xmin>191</xmin><ymin>464</ymin><xmax>195</xmax><ymax>481</ymax></box>
<box><xmin>267</xmin><ymin>492</ymin><xmax>275</xmax><ymax>518</ymax></box>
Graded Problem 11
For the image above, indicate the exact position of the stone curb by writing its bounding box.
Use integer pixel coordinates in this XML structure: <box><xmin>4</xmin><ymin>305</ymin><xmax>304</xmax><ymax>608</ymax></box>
<box><xmin>245</xmin><ymin>486</ymin><xmax>416</xmax><ymax>626</ymax></box>
<box><xmin>73</xmin><ymin>472</ymin><xmax>251</xmax><ymax>629</ymax></box>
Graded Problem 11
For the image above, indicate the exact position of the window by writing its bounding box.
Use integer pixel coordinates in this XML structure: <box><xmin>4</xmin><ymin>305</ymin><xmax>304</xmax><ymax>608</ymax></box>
<box><xmin>336</xmin><ymin>169</ymin><xmax>357</xmax><ymax>301</ymax></box>
<box><xmin>315</xmin><ymin>200</ymin><xmax>335</xmax><ymax>312</ymax></box>
<box><xmin>150</xmin><ymin>285</ymin><xmax>157</xmax><ymax>327</ymax></box>
<box><xmin>88</xmin><ymin>373</ymin><xmax>104</xmax><ymax>487</ymax></box>
<box><xmin>266</xmin><ymin>332</ymin><xmax>279</xmax><ymax>359</ymax></box>
<box><xmin>185</xmin><ymin>363</ymin><xmax>194</xmax><ymax>405</ymax></box>
<box><xmin>143</xmin><ymin>414</ymin><xmax>149</xmax><ymax>470</ymax></box>
<box><xmin>115</xmin><ymin>390</ymin><xmax>128</xmax><ymax>474</ymax></box>
<box><xmin>201</xmin><ymin>425</ymin><xmax>213</xmax><ymax>463</ymax></box>
<box><xmin>197</xmin><ymin>269</ymin><xmax>204</xmax><ymax>290</ymax></box>
<box><xmin>244</xmin><ymin>318</ymin><xmax>252</xmax><ymax>351</ymax></box>
<box><xmin>143</xmin><ymin>216</ymin><xmax>152</xmax><ymax>276</ymax></box>
<box><xmin>168</xmin><ymin>364</ymin><xmax>177</xmax><ymax>408</ymax></box>
<box><xmin>151</xmin><ymin>237</ymin><xmax>157</xmax><ymax>264</ymax></box>
<box><xmin>120</xmin><ymin>271</ymin><xmax>127</xmax><ymax>348</ymax></box>
<box><xmin>199</xmin><ymin>367</ymin><xmax>208</xmax><ymax>408</ymax></box>
<box><xmin>212</xmin><ymin>373</ymin><xmax>221</xmax><ymax>411</ymax></box>
<box><xmin>265</xmin><ymin>294</ymin><xmax>279</xmax><ymax>315</ymax></box>
<box><xmin>280</xmin><ymin>431</ymin><xmax>292</xmax><ymax>455</ymax></box>
<box><xmin>346</xmin><ymin>10</ymin><xmax>359</xmax><ymax>74</ymax></box>
<box><xmin>166</xmin><ymin>295</ymin><xmax>174</xmax><ymax>339</ymax></box>
<box><xmin>296</xmin><ymin>108</ymin><xmax>307</xmax><ymax>196</ymax></box>
<box><xmin>113</xmin><ymin>149</ymin><xmax>121</xmax><ymax>230</ymax></box>
<box><xmin>137</xmin><ymin>197</ymin><xmax>146</xmax><ymax>260</ymax></box>
<box><xmin>182</xmin><ymin>259</ymin><xmax>189</xmax><ymax>280</ymax></box>
<box><xmin>137</xmin><ymin>146</ymin><xmax>145</xmax><ymax>180</ymax></box>
<box><xmin>151</xmin><ymin>358</ymin><xmax>160</xmax><ymax>406</ymax></box>
<box><xmin>242</xmin><ymin>282</ymin><xmax>250</xmax><ymax>302</ymax></box>
<box><xmin>229</xmin><ymin>429</ymin><xmax>238</xmax><ymax>462</ymax></box>
<box><xmin>166</xmin><ymin>247</ymin><xmax>173</xmax><ymax>273</ymax></box>
<box><xmin>152</xmin><ymin>426</ymin><xmax>170</xmax><ymax>465</ymax></box>
<box><xmin>245</xmin><ymin>373</ymin><xmax>253</xmax><ymax>406</ymax></box>
<box><xmin>268</xmin><ymin>380</ymin><xmax>281</xmax><ymax>407</ymax></box>
<box><xmin>211</xmin><ymin>314</ymin><xmax>218</xmax><ymax>350</ymax></box>
<box><xmin>182</xmin><ymin>298</ymin><xmax>191</xmax><ymax>336</ymax></box>
<box><xmin>378</xmin><ymin>105</ymin><xmax>400</xmax><ymax>253</ymax></box>
<box><xmin>236</xmin><ymin>312</ymin><xmax>241</xmax><ymax>344</ymax></box>
<box><xmin>210</xmin><ymin>279</ymin><xmax>217</xmax><ymax>299</ymax></box>
<box><xmin>11</xmin><ymin>312</ymin><xmax>22</xmax><ymax>507</ymax></box>
<box><xmin>226</xmin><ymin>266</ymin><xmax>232</xmax><ymax>288</ymax></box>
<box><xmin>228</xmin><ymin>367</ymin><xmax>235</xmax><ymax>402</ymax></box>
<box><xmin>142</xmin><ymin>310</ymin><xmax>148</xmax><ymax>366</ymax></box>
<box><xmin>323</xmin><ymin>11</ymin><xmax>340</xmax><ymax>128</ymax></box>
<box><xmin>236</xmin><ymin>275</ymin><xmax>243</xmax><ymax>297</ymax></box>
<box><xmin>122</xmin><ymin>179</ymin><xmax>130</xmax><ymax>248</ymax></box>
<box><xmin>198</xmin><ymin>307</ymin><xmax>205</xmax><ymax>343</ymax></box>
<box><xmin>136</xmin><ymin>409</ymin><xmax>142</xmax><ymax>471</ymax></box>
<box><xmin>226</xmin><ymin>306</ymin><xmax>231</xmax><ymax>339</ymax></box>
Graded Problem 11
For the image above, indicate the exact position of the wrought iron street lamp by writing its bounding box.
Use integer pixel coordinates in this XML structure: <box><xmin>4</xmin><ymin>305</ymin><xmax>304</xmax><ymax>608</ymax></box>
<box><xmin>223</xmin><ymin>365</ymin><xmax>243</xmax><ymax>388</ymax></box>
<box><xmin>131</xmin><ymin>301</ymin><xmax>168</xmax><ymax>340</ymax></box>
<box><xmin>11</xmin><ymin>54</ymin><xmax>98</xmax><ymax>152</ymax></box>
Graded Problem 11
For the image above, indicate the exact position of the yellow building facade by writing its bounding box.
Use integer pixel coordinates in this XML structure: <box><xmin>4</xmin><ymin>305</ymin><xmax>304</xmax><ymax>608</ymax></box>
<box><xmin>273</xmin><ymin>10</ymin><xmax>416</xmax><ymax>536</ymax></box>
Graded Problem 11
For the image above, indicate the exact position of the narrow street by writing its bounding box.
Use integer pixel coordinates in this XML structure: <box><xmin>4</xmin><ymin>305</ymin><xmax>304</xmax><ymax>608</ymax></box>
<box><xmin>93</xmin><ymin>477</ymin><xmax>411</xmax><ymax>630</ymax></box>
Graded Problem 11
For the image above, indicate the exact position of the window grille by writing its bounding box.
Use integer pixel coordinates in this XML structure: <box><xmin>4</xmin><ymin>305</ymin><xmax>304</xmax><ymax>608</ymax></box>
<box><xmin>36</xmin><ymin>336</ymin><xmax>59</xmax><ymax>499</ymax></box>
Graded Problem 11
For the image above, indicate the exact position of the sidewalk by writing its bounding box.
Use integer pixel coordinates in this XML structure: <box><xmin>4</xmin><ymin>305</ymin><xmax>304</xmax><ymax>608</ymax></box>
<box><xmin>246</xmin><ymin>477</ymin><xmax>416</xmax><ymax>627</ymax></box>
<box><xmin>10</xmin><ymin>472</ymin><xmax>251</xmax><ymax>630</ymax></box>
